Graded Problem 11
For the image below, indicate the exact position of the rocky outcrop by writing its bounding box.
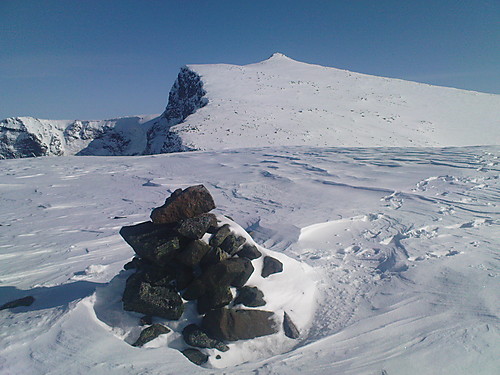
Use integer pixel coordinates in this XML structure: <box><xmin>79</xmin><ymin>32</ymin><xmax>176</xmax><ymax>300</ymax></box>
<box><xmin>145</xmin><ymin>67</ymin><xmax>208</xmax><ymax>154</ymax></box>
<box><xmin>0</xmin><ymin>116</ymin><xmax>151</xmax><ymax>159</ymax></box>
<box><xmin>0</xmin><ymin>66</ymin><xmax>209</xmax><ymax>159</ymax></box>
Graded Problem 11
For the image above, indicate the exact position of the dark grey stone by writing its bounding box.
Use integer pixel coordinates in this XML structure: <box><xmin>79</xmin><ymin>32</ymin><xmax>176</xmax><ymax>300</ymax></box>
<box><xmin>182</xmin><ymin>279</ymin><xmax>206</xmax><ymax>301</ymax></box>
<box><xmin>176</xmin><ymin>213</ymin><xmax>218</xmax><ymax>239</ymax></box>
<box><xmin>122</xmin><ymin>273</ymin><xmax>184</xmax><ymax>320</ymax></box>
<box><xmin>182</xmin><ymin>324</ymin><xmax>229</xmax><ymax>352</ymax></box>
<box><xmin>200</xmin><ymin>247</ymin><xmax>230</xmax><ymax>268</ymax></box>
<box><xmin>236</xmin><ymin>243</ymin><xmax>262</xmax><ymax>260</ymax></box>
<box><xmin>219</xmin><ymin>234</ymin><xmax>246</xmax><ymax>256</ymax></box>
<box><xmin>209</xmin><ymin>224</ymin><xmax>231</xmax><ymax>247</ymax></box>
<box><xmin>183</xmin><ymin>257</ymin><xmax>253</xmax><ymax>300</ymax></box>
<box><xmin>132</xmin><ymin>324</ymin><xmax>170</xmax><ymax>347</ymax></box>
<box><xmin>283</xmin><ymin>311</ymin><xmax>300</xmax><ymax>339</ymax></box>
<box><xmin>174</xmin><ymin>265</ymin><xmax>194</xmax><ymax>291</ymax></box>
<box><xmin>261</xmin><ymin>256</ymin><xmax>283</xmax><ymax>278</ymax></box>
<box><xmin>119</xmin><ymin>221</ymin><xmax>181</xmax><ymax>266</ymax></box>
<box><xmin>202</xmin><ymin>308</ymin><xmax>278</xmax><ymax>341</ymax></box>
<box><xmin>197</xmin><ymin>287</ymin><xmax>233</xmax><ymax>314</ymax></box>
<box><xmin>234</xmin><ymin>286</ymin><xmax>266</xmax><ymax>307</ymax></box>
<box><xmin>181</xmin><ymin>348</ymin><xmax>209</xmax><ymax>366</ymax></box>
<box><xmin>176</xmin><ymin>240</ymin><xmax>210</xmax><ymax>267</ymax></box>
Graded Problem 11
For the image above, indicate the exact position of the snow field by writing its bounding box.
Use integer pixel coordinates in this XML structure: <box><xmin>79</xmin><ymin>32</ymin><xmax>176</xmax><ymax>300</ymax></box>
<box><xmin>0</xmin><ymin>145</ymin><xmax>498</xmax><ymax>374</ymax></box>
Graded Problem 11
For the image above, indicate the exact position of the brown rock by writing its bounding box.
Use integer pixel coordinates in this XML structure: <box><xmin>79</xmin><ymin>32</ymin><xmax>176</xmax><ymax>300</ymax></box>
<box><xmin>151</xmin><ymin>185</ymin><xmax>216</xmax><ymax>224</ymax></box>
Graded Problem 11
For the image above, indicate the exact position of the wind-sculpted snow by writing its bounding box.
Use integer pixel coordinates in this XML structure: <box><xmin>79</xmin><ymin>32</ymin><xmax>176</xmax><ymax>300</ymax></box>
<box><xmin>0</xmin><ymin>146</ymin><xmax>498</xmax><ymax>374</ymax></box>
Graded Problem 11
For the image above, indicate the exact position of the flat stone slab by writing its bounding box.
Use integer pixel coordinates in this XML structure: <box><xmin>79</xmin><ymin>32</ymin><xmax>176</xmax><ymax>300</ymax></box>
<box><xmin>202</xmin><ymin>308</ymin><xmax>278</xmax><ymax>341</ymax></box>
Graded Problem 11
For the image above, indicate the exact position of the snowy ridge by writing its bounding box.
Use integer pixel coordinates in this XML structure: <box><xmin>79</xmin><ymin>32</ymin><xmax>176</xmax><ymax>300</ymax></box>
<box><xmin>2</xmin><ymin>53</ymin><xmax>499</xmax><ymax>158</ymax></box>
<box><xmin>168</xmin><ymin>53</ymin><xmax>499</xmax><ymax>150</ymax></box>
<box><xmin>0</xmin><ymin>115</ymin><xmax>159</xmax><ymax>158</ymax></box>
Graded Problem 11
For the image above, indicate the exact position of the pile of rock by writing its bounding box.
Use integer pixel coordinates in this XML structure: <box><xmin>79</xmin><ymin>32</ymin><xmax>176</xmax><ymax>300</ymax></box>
<box><xmin>119</xmin><ymin>185</ymin><xmax>296</xmax><ymax>365</ymax></box>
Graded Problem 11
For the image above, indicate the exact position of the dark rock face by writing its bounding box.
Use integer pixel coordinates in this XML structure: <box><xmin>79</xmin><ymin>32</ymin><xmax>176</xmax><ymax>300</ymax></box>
<box><xmin>139</xmin><ymin>315</ymin><xmax>153</xmax><ymax>326</ymax></box>
<box><xmin>150</xmin><ymin>185</ymin><xmax>216</xmax><ymax>224</ymax></box>
<box><xmin>237</xmin><ymin>243</ymin><xmax>262</xmax><ymax>260</ymax></box>
<box><xmin>174</xmin><ymin>265</ymin><xmax>194</xmax><ymax>291</ymax></box>
<box><xmin>164</xmin><ymin>67</ymin><xmax>208</xmax><ymax>124</ymax></box>
<box><xmin>119</xmin><ymin>221</ymin><xmax>181</xmax><ymax>266</ymax></box>
<box><xmin>220</xmin><ymin>234</ymin><xmax>246</xmax><ymax>256</ymax></box>
<box><xmin>234</xmin><ymin>286</ymin><xmax>266</xmax><ymax>307</ymax></box>
<box><xmin>182</xmin><ymin>324</ymin><xmax>229</xmax><ymax>352</ymax></box>
<box><xmin>182</xmin><ymin>348</ymin><xmax>209</xmax><ymax>366</ymax></box>
<box><xmin>123</xmin><ymin>257</ymin><xmax>143</xmax><ymax>270</ymax></box>
<box><xmin>203</xmin><ymin>258</ymin><xmax>254</xmax><ymax>289</ymax></box>
<box><xmin>283</xmin><ymin>312</ymin><xmax>300</xmax><ymax>339</ymax></box>
<box><xmin>0</xmin><ymin>296</ymin><xmax>35</xmax><ymax>310</ymax></box>
<box><xmin>202</xmin><ymin>308</ymin><xmax>278</xmax><ymax>341</ymax></box>
<box><xmin>176</xmin><ymin>213</ymin><xmax>217</xmax><ymax>239</ymax></box>
<box><xmin>122</xmin><ymin>273</ymin><xmax>184</xmax><ymax>320</ymax></box>
<box><xmin>261</xmin><ymin>256</ymin><xmax>283</xmax><ymax>278</ymax></box>
<box><xmin>200</xmin><ymin>247</ymin><xmax>230</xmax><ymax>268</ymax></box>
<box><xmin>197</xmin><ymin>287</ymin><xmax>233</xmax><ymax>314</ymax></box>
<box><xmin>209</xmin><ymin>224</ymin><xmax>231</xmax><ymax>247</ymax></box>
<box><xmin>176</xmin><ymin>240</ymin><xmax>210</xmax><ymax>267</ymax></box>
<box><xmin>132</xmin><ymin>324</ymin><xmax>170</xmax><ymax>347</ymax></box>
<box><xmin>183</xmin><ymin>257</ymin><xmax>253</xmax><ymax>302</ymax></box>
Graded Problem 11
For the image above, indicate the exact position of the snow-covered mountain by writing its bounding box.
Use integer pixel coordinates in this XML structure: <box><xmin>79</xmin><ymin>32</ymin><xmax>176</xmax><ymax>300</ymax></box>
<box><xmin>1</xmin><ymin>53</ymin><xmax>499</xmax><ymax>158</ymax></box>
<box><xmin>0</xmin><ymin>115</ymin><xmax>159</xmax><ymax>159</ymax></box>
<box><xmin>1</xmin><ymin>54</ymin><xmax>499</xmax><ymax>374</ymax></box>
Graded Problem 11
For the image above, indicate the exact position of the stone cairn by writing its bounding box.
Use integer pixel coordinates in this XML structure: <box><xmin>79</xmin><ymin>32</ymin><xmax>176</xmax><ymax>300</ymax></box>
<box><xmin>119</xmin><ymin>185</ymin><xmax>297</xmax><ymax>366</ymax></box>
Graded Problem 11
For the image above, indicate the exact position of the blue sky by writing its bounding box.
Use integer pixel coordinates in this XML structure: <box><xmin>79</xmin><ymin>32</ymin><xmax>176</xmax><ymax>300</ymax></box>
<box><xmin>1</xmin><ymin>0</ymin><xmax>498</xmax><ymax>120</ymax></box>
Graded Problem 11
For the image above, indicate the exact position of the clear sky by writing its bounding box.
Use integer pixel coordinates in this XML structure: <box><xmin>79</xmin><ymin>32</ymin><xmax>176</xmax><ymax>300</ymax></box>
<box><xmin>1</xmin><ymin>0</ymin><xmax>499</xmax><ymax>120</ymax></box>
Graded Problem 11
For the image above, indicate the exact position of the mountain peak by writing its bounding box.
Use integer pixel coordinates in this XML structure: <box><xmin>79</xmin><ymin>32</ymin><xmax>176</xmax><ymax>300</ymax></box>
<box><xmin>266</xmin><ymin>52</ymin><xmax>293</xmax><ymax>61</ymax></box>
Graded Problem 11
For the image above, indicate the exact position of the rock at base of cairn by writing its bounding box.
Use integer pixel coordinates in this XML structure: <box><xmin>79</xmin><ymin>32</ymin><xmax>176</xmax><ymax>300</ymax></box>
<box><xmin>132</xmin><ymin>324</ymin><xmax>170</xmax><ymax>347</ymax></box>
<box><xmin>202</xmin><ymin>308</ymin><xmax>278</xmax><ymax>341</ymax></box>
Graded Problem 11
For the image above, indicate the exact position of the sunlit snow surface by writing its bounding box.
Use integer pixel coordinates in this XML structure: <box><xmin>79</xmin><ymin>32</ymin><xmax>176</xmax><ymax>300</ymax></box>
<box><xmin>0</xmin><ymin>146</ymin><xmax>498</xmax><ymax>374</ymax></box>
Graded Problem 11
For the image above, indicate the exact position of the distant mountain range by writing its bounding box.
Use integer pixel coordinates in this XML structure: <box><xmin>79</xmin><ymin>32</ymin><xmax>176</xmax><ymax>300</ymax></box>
<box><xmin>2</xmin><ymin>53</ymin><xmax>499</xmax><ymax>159</ymax></box>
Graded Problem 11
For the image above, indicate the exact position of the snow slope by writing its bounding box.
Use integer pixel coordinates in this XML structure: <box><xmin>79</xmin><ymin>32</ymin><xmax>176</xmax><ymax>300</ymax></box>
<box><xmin>0</xmin><ymin>145</ymin><xmax>498</xmax><ymax>374</ymax></box>
<box><xmin>166</xmin><ymin>53</ymin><xmax>500</xmax><ymax>150</ymax></box>
<box><xmin>0</xmin><ymin>115</ymin><xmax>159</xmax><ymax>158</ymax></box>
<box><xmin>2</xmin><ymin>53</ymin><xmax>499</xmax><ymax>158</ymax></box>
